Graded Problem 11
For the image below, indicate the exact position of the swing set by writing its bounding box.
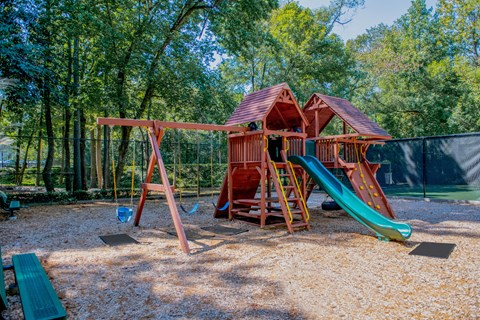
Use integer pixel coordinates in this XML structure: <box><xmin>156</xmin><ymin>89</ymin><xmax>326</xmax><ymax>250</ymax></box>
<box><xmin>173</xmin><ymin>130</ymin><xmax>229</xmax><ymax>214</ymax></box>
<box><xmin>110</xmin><ymin>126</ymin><xmax>136</xmax><ymax>223</ymax></box>
<box><xmin>99</xmin><ymin>118</ymin><xmax>248</xmax><ymax>254</ymax></box>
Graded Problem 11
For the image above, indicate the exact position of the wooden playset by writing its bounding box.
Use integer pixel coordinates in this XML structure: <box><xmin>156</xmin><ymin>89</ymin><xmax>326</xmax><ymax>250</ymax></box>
<box><xmin>214</xmin><ymin>83</ymin><xmax>310</xmax><ymax>232</ymax></box>
<box><xmin>98</xmin><ymin>82</ymin><xmax>397</xmax><ymax>253</ymax></box>
<box><xmin>302</xmin><ymin>93</ymin><xmax>395</xmax><ymax>218</ymax></box>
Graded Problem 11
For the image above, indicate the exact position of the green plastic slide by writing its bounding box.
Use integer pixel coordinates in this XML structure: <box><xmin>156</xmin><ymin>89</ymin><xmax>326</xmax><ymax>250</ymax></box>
<box><xmin>289</xmin><ymin>155</ymin><xmax>412</xmax><ymax>241</ymax></box>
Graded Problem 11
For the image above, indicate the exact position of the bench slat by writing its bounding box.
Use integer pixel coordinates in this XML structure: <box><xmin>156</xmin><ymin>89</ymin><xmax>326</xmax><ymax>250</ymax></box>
<box><xmin>13</xmin><ymin>253</ymin><xmax>66</xmax><ymax>320</ymax></box>
<box><xmin>0</xmin><ymin>247</ymin><xmax>7</xmax><ymax>310</ymax></box>
<box><xmin>9</xmin><ymin>200</ymin><xmax>20</xmax><ymax>210</ymax></box>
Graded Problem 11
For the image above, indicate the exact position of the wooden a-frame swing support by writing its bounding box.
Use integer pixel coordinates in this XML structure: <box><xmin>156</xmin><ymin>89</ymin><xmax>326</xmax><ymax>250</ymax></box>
<box><xmin>97</xmin><ymin>117</ymin><xmax>248</xmax><ymax>254</ymax></box>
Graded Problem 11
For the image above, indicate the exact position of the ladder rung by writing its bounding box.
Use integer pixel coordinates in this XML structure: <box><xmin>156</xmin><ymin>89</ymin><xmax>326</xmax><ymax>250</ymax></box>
<box><xmin>287</xmin><ymin>198</ymin><xmax>300</xmax><ymax>201</ymax></box>
<box><xmin>289</xmin><ymin>210</ymin><xmax>304</xmax><ymax>214</ymax></box>
<box><xmin>291</xmin><ymin>222</ymin><xmax>309</xmax><ymax>228</ymax></box>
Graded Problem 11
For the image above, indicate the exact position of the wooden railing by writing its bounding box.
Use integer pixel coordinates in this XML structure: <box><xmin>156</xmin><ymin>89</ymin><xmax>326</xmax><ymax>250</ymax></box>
<box><xmin>286</xmin><ymin>137</ymin><xmax>304</xmax><ymax>158</ymax></box>
<box><xmin>315</xmin><ymin>139</ymin><xmax>371</xmax><ymax>164</ymax></box>
<box><xmin>229</xmin><ymin>132</ymin><xmax>263</xmax><ymax>164</ymax></box>
<box><xmin>316</xmin><ymin>139</ymin><xmax>336</xmax><ymax>163</ymax></box>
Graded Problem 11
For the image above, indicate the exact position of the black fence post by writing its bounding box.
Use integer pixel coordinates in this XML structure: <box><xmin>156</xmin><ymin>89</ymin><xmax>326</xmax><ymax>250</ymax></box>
<box><xmin>422</xmin><ymin>137</ymin><xmax>427</xmax><ymax>198</ymax></box>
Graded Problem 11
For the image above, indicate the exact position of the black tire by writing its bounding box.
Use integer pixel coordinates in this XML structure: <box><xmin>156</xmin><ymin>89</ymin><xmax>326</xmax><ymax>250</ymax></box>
<box><xmin>321</xmin><ymin>200</ymin><xmax>342</xmax><ymax>211</ymax></box>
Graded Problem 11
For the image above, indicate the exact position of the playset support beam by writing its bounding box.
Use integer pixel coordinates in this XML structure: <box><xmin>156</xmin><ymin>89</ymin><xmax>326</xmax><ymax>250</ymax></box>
<box><xmin>97</xmin><ymin>118</ymin><xmax>249</xmax><ymax>132</ymax></box>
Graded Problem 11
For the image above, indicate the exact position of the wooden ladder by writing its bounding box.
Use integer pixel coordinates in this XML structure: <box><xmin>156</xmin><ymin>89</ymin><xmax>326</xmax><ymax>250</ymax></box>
<box><xmin>267</xmin><ymin>153</ymin><xmax>310</xmax><ymax>233</ymax></box>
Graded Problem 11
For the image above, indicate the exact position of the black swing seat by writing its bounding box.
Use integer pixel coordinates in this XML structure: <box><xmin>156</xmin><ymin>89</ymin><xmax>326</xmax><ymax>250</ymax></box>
<box><xmin>1</xmin><ymin>247</ymin><xmax>67</xmax><ymax>320</ymax></box>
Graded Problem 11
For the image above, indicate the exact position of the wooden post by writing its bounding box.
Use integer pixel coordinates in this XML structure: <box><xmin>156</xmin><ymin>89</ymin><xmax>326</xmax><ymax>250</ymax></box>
<box><xmin>228</xmin><ymin>134</ymin><xmax>234</xmax><ymax>220</ymax></box>
<box><xmin>260</xmin><ymin>134</ymin><xmax>267</xmax><ymax>227</ymax></box>
<box><xmin>150</xmin><ymin>122</ymin><xmax>190</xmax><ymax>254</ymax></box>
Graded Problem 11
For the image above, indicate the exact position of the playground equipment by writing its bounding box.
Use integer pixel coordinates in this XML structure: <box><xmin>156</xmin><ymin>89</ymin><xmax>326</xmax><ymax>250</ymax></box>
<box><xmin>210</xmin><ymin>133</ymin><xmax>230</xmax><ymax>212</ymax></box>
<box><xmin>302</xmin><ymin>94</ymin><xmax>396</xmax><ymax>218</ymax></box>
<box><xmin>98</xmin><ymin>83</ymin><xmax>411</xmax><ymax>253</ymax></box>
<box><xmin>290</xmin><ymin>155</ymin><xmax>411</xmax><ymax>241</ymax></box>
<box><xmin>214</xmin><ymin>83</ymin><xmax>310</xmax><ymax>233</ymax></box>
<box><xmin>97</xmin><ymin>118</ymin><xmax>248</xmax><ymax>253</ymax></box>
<box><xmin>176</xmin><ymin>132</ymin><xmax>201</xmax><ymax>214</ymax></box>
<box><xmin>110</xmin><ymin>127</ymin><xmax>135</xmax><ymax>223</ymax></box>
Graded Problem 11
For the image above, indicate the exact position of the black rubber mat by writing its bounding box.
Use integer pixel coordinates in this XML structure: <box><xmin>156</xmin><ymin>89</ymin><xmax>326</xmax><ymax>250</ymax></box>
<box><xmin>201</xmin><ymin>225</ymin><xmax>248</xmax><ymax>236</ymax></box>
<box><xmin>409</xmin><ymin>242</ymin><xmax>456</xmax><ymax>259</ymax></box>
<box><xmin>99</xmin><ymin>234</ymin><xmax>139</xmax><ymax>246</ymax></box>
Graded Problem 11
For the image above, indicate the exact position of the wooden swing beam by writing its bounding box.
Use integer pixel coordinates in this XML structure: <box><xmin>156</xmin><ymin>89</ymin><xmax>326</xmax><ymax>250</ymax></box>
<box><xmin>97</xmin><ymin>117</ymin><xmax>248</xmax><ymax>254</ymax></box>
<box><xmin>97</xmin><ymin>117</ymin><xmax>249</xmax><ymax>133</ymax></box>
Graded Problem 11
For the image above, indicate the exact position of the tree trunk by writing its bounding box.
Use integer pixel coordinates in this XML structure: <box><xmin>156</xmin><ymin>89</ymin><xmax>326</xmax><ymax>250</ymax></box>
<box><xmin>18</xmin><ymin>130</ymin><xmax>35</xmax><ymax>185</ymax></box>
<box><xmin>42</xmin><ymin>83</ymin><xmax>55</xmax><ymax>192</ymax></box>
<box><xmin>14</xmin><ymin>127</ymin><xmax>21</xmax><ymax>185</ymax></box>
<box><xmin>80</xmin><ymin>109</ymin><xmax>87</xmax><ymax>190</ymax></box>
<box><xmin>64</xmin><ymin>39</ymin><xmax>73</xmax><ymax>192</ymax></box>
<box><xmin>72</xmin><ymin>36</ymin><xmax>82</xmax><ymax>191</ymax></box>
<box><xmin>89</xmin><ymin>128</ymin><xmax>97</xmax><ymax>188</ymax></box>
<box><xmin>64</xmin><ymin>108</ymin><xmax>72</xmax><ymax>192</ymax></box>
<box><xmin>35</xmin><ymin>113</ymin><xmax>43</xmax><ymax>187</ymax></box>
<box><xmin>95</xmin><ymin>125</ymin><xmax>103</xmax><ymax>187</ymax></box>
<box><xmin>102</xmin><ymin>119</ymin><xmax>110</xmax><ymax>189</ymax></box>
<box><xmin>60</xmin><ymin>125</ymin><xmax>65</xmax><ymax>185</ymax></box>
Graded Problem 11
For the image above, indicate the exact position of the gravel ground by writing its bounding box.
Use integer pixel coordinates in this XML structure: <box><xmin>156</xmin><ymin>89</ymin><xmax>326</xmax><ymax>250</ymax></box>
<box><xmin>0</xmin><ymin>194</ymin><xmax>479</xmax><ymax>320</ymax></box>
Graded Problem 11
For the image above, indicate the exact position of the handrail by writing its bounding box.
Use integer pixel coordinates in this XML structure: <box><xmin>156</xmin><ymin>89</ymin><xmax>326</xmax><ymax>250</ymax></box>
<box><xmin>288</xmin><ymin>161</ymin><xmax>310</xmax><ymax>222</ymax></box>
<box><xmin>270</xmin><ymin>160</ymin><xmax>293</xmax><ymax>223</ymax></box>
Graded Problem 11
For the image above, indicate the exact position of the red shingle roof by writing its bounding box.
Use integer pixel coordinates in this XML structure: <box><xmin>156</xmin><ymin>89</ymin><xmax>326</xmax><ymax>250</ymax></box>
<box><xmin>226</xmin><ymin>83</ymin><xmax>307</xmax><ymax>129</ymax></box>
<box><xmin>304</xmin><ymin>93</ymin><xmax>391</xmax><ymax>138</ymax></box>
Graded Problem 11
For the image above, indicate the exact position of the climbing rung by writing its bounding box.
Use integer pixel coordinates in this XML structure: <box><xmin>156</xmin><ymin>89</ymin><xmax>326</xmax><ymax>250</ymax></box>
<box><xmin>289</xmin><ymin>210</ymin><xmax>304</xmax><ymax>214</ymax></box>
<box><xmin>291</xmin><ymin>222</ymin><xmax>309</xmax><ymax>228</ymax></box>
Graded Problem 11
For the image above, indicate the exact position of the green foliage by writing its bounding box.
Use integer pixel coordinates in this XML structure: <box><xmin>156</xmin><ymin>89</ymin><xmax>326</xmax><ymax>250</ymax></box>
<box><xmin>1</xmin><ymin>0</ymin><xmax>479</xmax><ymax>196</ymax></box>
<box><xmin>349</xmin><ymin>0</ymin><xmax>479</xmax><ymax>138</ymax></box>
<box><xmin>219</xmin><ymin>1</ymin><xmax>361</xmax><ymax>103</ymax></box>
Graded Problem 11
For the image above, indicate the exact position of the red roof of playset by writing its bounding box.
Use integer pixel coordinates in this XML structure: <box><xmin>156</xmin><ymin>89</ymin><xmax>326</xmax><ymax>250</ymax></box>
<box><xmin>226</xmin><ymin>83</ymin><xmax>308</xmax><ymax>130</ymax></box>
<box><xmin>303</xmin><ymin>93</ymin><xmax>391</xmax><ymax>139</ymax></box>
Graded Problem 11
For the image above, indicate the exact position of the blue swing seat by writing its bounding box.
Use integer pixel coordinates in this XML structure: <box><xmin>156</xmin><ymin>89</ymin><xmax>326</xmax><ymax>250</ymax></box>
<box><xmin>180</xmin><ymin>203</ymin><xmax>200</xmax><ymax>215</ymax></box>
<box><xmin>117</xmin><ymin>207</ymin><xmax>133</xmax><ymax>223</ymax></box>
<box><xmin>212</xmin><ymin>201</ymin><xmax>229</xmax><ymax>211</ymax></box>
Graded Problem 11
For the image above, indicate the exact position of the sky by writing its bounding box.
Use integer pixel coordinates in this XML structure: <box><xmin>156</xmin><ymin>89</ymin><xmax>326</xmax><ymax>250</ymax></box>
<box><xmin>297</xmin><ymin>0</ymin><xmax>438</xmax><ymax>40</ymax></box>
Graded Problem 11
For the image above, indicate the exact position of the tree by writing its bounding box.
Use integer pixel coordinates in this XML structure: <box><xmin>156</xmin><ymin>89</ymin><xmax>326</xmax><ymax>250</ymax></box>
<box><xmin>348</xmin><ymin>0</ymin><xmax>470</xmax><ymax>138</ymax></box>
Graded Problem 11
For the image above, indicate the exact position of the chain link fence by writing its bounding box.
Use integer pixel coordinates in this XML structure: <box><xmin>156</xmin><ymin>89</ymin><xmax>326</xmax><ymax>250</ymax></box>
<box><xmin>367</xmin><ymin>132</ymin><xmax>480</xmax><ymax>201</ymax></box>
<box><xmin>2</xmin><ymin>131</ymin><xmax>479</xmax><ymax>201</ymax></box>
<box><xmin>0</xmin><ymin>130</ymin><xmax>228</xmax><ymax>195</ymax></box>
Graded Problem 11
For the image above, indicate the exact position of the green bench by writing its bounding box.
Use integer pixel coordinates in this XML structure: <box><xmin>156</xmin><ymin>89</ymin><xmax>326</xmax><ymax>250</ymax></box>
<box><xmin>0</xmin><ymin>249</ymin><xmax>7</xmax><ymax>312</ymax></box>
<box><xmin>1</xmin><ymin>248</ymin><xmax>67</xmax><ymax>320</ymax></box>
<box><xmin>0</xmin><ymin>191</ymin><xmax>21</xmax><ymax>218</ymax></box>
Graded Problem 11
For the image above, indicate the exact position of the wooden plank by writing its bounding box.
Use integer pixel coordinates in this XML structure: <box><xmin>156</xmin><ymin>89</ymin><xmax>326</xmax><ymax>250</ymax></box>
<box><xmin>148</xmin><ymin>125</ymin><xmax>190</xmax><ymax>254</ymax></box>
<box><xmin>141</xmin><ymin>183</ymin><xmax>175</xmax><ymax>192</ymax></box>
<box><xmin>307</xmin><ymin>134</ymin><xmax>391</xmax><ymax>141</ymax></box>
<box><xmin>97</xmin><ymin>117</ymin><xmax>248</xmax><ymax>132</ymax></box>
